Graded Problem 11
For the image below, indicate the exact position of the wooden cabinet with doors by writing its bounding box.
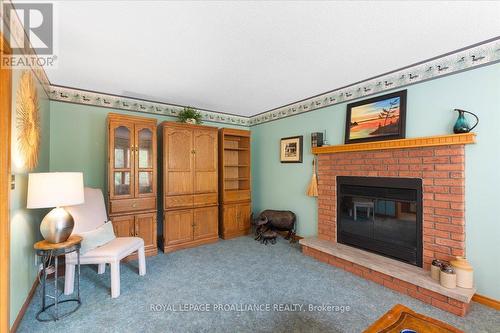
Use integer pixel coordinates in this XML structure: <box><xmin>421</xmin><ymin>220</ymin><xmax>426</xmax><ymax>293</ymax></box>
<box><xmin>110</xmin><ymin>212</ymin><xmax>157</xmax><ymax>260</ymax></box>
<box><xmin>107</xmin><ymin>113</ymin><xmax>158</xmax><ymax>259</ymax></box>
<box><xmin>220</xmin><ymin>202</ymin><xmax>251</xmax><ymax>237</ymax></box>
<box><xmin>162</xmin><ymin>122</ymin><xmax>219</xmax><ymax>253</ymax></box>
<box><xmin>218</xmin><ymin>128</ymin><xmax>252</xmax><ymax>239</ymax></box>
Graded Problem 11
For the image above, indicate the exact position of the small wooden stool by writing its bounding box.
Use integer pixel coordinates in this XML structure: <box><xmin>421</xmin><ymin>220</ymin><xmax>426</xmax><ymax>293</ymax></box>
<box><xmin>34</xmin><ymin>235</ymin><xmax>83</xmax><ymax>321</ymax></box>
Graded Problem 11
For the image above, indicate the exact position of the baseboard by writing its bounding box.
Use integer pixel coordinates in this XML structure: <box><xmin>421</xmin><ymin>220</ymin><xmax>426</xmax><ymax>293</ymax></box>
<box><xmin>472</xmin><ymin>293</ymin><xmax>500</xmax><ymax>310</ymax></box>
<box><xmin>163</xmin><ymin>237</ymin><xmax>219</xmax><ymax>253</ymax></box>
<box><xmin>220</xmin><ymin>229</ymin><xmax>250</xmax><ymax>240</ymax></box>
<box><xmin>10</xmin><ymin>275</ymin><xmax>38</xmax><ymax>333</ymax></box>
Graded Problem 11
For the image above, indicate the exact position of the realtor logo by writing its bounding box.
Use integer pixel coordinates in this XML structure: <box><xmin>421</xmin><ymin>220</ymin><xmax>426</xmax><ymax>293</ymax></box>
<box><xmin>4</xmin><ymin>3</ymin><xmax>53</xmax><ymax>54</ymax></box>
<box><xmin>2</xmin><ymin>2</ymin><xmax>57</xmax><ymax>67</ymax></box>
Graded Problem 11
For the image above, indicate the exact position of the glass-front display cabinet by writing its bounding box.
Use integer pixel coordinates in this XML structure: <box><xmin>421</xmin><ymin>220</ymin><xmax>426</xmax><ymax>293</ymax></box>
<box><xmin>107</xmin><ymin>114</ymin><xmax>158</xmax><ymax>259</ymax></box>
<box><xmin>108</xmin><ymin>119</ymin><xmax>157</xmax><ymax>200</ymax></box>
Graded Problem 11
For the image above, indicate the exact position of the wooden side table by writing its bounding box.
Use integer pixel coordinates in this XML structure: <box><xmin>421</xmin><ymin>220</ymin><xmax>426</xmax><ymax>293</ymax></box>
<box><xmin>34</xmin><ymin>235</ymin><xmax>83</xmax><ymax>321</ymax></box>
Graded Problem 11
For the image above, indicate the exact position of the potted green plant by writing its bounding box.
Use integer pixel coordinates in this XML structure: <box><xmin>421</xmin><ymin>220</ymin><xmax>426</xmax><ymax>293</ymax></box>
<box><xmin>178</xmin><ymin>107</ymin><xmax>202</xmax><ymax>124</ymax></box>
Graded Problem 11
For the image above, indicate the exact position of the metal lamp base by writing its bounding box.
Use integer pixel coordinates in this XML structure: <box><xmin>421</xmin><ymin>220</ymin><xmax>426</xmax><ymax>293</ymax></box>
<box><xmin>40</xmin><ymin>207</ymin><xmax>74</xmax><ymax>243</ymax></box>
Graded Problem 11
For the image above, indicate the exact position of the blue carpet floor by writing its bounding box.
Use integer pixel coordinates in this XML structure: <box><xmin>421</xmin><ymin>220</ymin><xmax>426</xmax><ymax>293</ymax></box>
<box><xmin>19</xmin><ymin>236</ymin><xmax>500</xmax><ymax>332</ymax></box>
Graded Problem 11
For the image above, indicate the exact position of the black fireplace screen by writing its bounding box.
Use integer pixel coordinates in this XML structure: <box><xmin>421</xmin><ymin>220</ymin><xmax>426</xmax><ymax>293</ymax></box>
<box><xmin>337</xmin><ymin>177</ymin><xmax>423</xmax><ymax>267</ymax></box>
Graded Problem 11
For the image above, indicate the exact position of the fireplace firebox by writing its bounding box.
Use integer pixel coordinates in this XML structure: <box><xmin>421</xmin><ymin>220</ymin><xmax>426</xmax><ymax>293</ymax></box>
<box><xmin>337</xmin><ymin>176</ymin><xmax>422</xmax><ymax>267</ymax></box>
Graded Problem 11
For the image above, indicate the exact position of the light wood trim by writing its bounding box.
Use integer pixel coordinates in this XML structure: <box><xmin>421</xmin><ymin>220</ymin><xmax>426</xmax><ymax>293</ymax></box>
<box><xmin>472</xmin><ymin>293</ymin><xmax>500</xmax><ymax>310</ymax></box>
<box><xmin>10</xmin><ymin>277</ymin><xmax>38</xmax><ymax>333</ymax></box>
<box><xmin>0</xmin><ymin>32</ymin><xmax>12</xmax><ymax>333</ymax></box>
<box><xmin>312</xmin><ymin>133</ymin><xmax>476</xmax><ymax>155</ymax></box>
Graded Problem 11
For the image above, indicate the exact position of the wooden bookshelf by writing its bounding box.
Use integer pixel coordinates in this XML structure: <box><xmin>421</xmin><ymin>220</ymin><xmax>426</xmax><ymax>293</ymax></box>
<box><xmin>218</xmin><ymin>128</ymin><xmax>252</xmax><ymax>239</ymax></box>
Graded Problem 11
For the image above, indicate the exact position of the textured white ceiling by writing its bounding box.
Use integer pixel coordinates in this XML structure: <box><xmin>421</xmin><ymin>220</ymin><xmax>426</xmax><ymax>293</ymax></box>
<box><xmin>45</xmin><ymin>1</ymin><xmax>500</xmax><ymax>116</ymax></box>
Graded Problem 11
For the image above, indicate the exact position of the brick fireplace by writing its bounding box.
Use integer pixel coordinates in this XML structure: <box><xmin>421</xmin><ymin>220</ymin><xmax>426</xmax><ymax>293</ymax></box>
<box><xmin>317</xmin><ymin>144</ymin><xmax>466</xmax><ymax>268</ymax></box>
<box><xmin>300</xmin><ymin>133</ymin><xmax>477</xmax><ymax>316</ymax></box>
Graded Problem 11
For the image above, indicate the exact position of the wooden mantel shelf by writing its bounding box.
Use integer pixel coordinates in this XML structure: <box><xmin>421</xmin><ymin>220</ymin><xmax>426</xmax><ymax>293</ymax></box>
<box><xmin>312</xmin><ymin>133</ymin><xmax>476</xmax><ymax>155</ymax></box>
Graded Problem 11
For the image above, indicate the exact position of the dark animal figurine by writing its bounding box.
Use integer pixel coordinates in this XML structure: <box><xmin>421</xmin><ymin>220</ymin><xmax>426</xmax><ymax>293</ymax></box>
<box><xmin>256</xmin><ymin>229</ymin><xmax>277</xmax><ymax>245</ymax></box>
<box><xmin>253</xmin><ymin>210</ymin><xmax>297</xmax><ymax>244</ymax></box>
<box><xmin>253</xmin><ymin>217</ymin><xmax>269</xmax><ymax>243</ymax></box>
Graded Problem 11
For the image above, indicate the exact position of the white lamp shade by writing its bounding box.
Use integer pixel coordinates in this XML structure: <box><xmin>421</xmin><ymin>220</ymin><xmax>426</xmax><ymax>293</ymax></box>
<box><xmin>27</xmin><ymin>172</ymin><xmax>84</xmax><ymax>209</ymax></box>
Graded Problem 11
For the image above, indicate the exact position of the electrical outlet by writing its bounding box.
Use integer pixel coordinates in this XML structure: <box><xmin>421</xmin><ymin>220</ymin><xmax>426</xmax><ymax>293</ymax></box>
<box><xmin>37</xmin><ymin>264</ymin><xmax>55</xmax><ymax>274</ymax></box>
<box><xmin>45</xmin><ymin>266</ymin><xmax>55</xmax><ymax>275</ymax></box>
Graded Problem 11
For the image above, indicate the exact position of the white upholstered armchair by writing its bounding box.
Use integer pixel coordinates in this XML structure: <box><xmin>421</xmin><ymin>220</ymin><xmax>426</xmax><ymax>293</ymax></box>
<box><xmin>64</xmin><ymin>187</ymin><xmax>146</xmax><ymax>298</ymax></box>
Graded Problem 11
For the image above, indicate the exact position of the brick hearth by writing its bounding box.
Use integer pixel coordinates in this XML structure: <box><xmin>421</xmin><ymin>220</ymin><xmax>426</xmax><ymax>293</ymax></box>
<box><xmin>316</xmin><ymin>144</ymin><xmax>466</xmax><ymax>269</ymax></box>
<box><xmin>300</xmin><ymin>237</ymin><xmax>475</xmax><ymax>316</ymax></box>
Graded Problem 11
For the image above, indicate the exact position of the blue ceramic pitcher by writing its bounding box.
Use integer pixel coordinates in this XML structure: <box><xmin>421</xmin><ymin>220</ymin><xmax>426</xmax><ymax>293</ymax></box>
<box><xmin>453</xmin><ymin>109</ymin><xmax>479</xmax><ymax>134</ymax></box>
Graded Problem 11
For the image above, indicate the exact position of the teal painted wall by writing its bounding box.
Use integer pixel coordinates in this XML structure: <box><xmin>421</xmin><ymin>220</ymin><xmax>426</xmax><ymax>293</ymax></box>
<box><xmin>251</xmin><ymin>63</ymin><xmax>500</xmax><ymax>300</ymax></box>
<box><xmin>49</xmin><ymin>101</ymin><xmax>247</xmax><ymax>192</ymax></box>
<box><xmin>9</xmin><ymin>71</ymin><xmax>51</xmax><ymax>326</ymax></box>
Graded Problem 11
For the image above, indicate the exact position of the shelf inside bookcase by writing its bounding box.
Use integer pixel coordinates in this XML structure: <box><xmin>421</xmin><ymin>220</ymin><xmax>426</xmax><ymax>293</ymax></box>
<box><xmin>224</xmin><ymin>182</ymin><xmax>250</xmax><ymax>191</ymax></box>
<box><xmin>221</xmin><ymin>131</ymin><xmax>251</xmax><ymax>193</ymax></box>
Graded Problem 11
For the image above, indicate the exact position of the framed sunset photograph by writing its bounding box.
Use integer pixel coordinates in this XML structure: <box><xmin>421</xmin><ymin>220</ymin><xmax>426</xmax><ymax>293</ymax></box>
<box><xmin>345</xmin><ymin>90</ymin><xmax>407</xmax><ymax>144</ymax></box>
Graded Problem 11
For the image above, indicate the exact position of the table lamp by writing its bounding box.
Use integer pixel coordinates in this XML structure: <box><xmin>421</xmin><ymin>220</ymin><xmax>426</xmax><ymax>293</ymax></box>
<box><xmin>27</xmin><ymin>172</ymin><xmax>84</xmax><ymax>243</ymax></box>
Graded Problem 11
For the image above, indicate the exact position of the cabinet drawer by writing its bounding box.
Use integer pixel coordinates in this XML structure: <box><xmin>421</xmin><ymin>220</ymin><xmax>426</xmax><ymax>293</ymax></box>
<box><xmin>223</xmin><ymin>190</ymin><xmax>250</xmax><ymax>203</ymax></box>
<box><xmin>165</xmin><ymin>195</ymin><xmax>193</xmax><ymax>209</ymax></box>
<box><xmin>110</xmin><ymin>197</ymin><xmax>156</xmax><ymax>214</ymax></box>
<box><xmin>194</xmin><ymin>193</ymin><xmax>218</xmax><ymax>207</ymax></box>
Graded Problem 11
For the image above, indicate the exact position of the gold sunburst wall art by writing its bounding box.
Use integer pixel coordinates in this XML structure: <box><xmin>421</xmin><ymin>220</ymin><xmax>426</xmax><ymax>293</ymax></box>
<box><xmin>16</xmin><ymin>70</ymin><xmax>40</xmax><ymax>171</ymax></box>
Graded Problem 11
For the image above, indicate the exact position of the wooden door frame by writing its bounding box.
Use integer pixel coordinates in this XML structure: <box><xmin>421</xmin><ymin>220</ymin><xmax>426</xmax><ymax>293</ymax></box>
<box><xmin>0</xmin><ymin>33</ymin><xmax>12</xmax><ymax>333</ymax></box>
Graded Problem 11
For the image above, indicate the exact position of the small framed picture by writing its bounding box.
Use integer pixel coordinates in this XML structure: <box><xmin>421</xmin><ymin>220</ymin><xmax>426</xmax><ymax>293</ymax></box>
<box><xmin>280</xmin><ymin>136</ymin><xmax>303</xmax><ymax>163</ymax></box>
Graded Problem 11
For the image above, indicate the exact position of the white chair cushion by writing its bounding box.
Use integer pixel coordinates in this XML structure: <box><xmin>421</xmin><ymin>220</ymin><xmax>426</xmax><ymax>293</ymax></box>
<box><xmin>79</xmin><ymin>221</ymin><xmax>116</xmax><ymax>254</ymax></box>
<box><xmin>65</xmin><ymin>187</ymin><xmax>108</xmax><ymax>234</ymax></box>
<box><xmin>67</xmin><ymin>237</ymin><xmax>144</xmax><ymax>264</ymax></box>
